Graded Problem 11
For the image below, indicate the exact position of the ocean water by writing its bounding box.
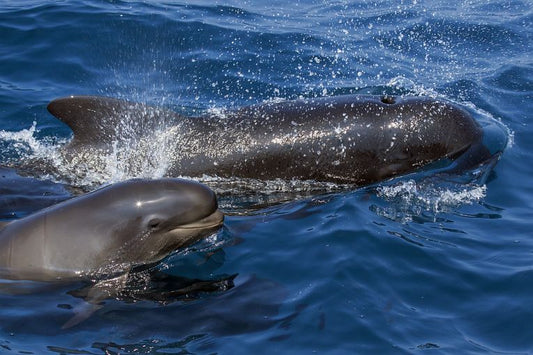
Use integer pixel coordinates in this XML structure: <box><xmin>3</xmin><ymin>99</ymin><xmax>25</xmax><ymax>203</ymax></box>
<box><xmin>0</xmin><ymin>0</ymin><xmax>532</xmax><ymax>353</ymax></box>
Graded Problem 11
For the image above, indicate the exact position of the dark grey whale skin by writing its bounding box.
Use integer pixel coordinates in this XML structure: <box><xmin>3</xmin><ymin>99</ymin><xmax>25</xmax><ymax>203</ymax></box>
<box><xmin>47</xmin><ymin>94</ymin><xmax>493</xmax><ymax>185</ymax></box>
<box><xmin>0</xmin><ymin>178</ymin><xmax>223</xmax><ymax>282</ymax></box>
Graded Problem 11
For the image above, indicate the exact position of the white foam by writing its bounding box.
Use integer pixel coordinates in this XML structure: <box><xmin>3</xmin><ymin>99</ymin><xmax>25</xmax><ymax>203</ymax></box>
<box><xmin>0</xmin><ymin>123</ymin><xmax>66</xmax><ymax>167</ymax></box>
<box><xmin>375</xmin><ymin>179</ymin><xmax>487</xmax><ymax>222</ymax></box>
<box><xmin>0</xmin><ymin>121</ymin><xmax>38</xmax><ymax>144</ymax></box>
<box><xmin>0</xmin><ymin>122</ymin><xmax>44</xmax><ymax>155</ymax></box>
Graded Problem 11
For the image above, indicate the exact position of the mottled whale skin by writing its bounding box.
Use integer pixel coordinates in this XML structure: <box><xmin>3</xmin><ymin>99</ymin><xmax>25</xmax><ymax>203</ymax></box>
<box><xmin>47</xmin><ymin>95</ymin><xmax>494</xmax><ymax>185</ymax></box>
<box><xmin>0</xmin><ymin>178</ymin><xmax>223</xmax><ymax>282</ymax></box>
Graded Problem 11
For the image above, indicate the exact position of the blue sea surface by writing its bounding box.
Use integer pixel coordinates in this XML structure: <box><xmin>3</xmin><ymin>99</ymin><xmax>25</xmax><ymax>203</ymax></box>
<box><xmin>0</xmin><ymin>0</ymin><xmax>532</xmax><ymax>353</ymax></box>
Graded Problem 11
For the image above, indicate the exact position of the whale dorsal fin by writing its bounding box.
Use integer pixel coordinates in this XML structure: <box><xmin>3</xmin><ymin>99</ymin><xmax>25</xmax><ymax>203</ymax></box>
<box><xmin>47</xmin><ymin>96</ymin><xmax>184</xmax><ymax>148</ymax></box>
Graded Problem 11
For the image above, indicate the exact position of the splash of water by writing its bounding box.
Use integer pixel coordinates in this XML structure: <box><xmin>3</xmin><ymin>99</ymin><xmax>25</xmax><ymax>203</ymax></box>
<box><xmin>0</xmin><ymin>111</ymin><xmax>181</xmax><ymax>188</ymax></box>
<box><xmin>0</xmin><ymin>123</ymin><xmax>67</xmax><ymax>180</ymax></box>
<box><xmin>373</xmin><ymin>179</ymin><xmax>487</xmax><ymax>223</ymax></box>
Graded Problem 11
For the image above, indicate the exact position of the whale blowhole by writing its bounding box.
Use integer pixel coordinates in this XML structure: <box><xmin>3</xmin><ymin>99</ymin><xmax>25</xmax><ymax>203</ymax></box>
<box><xmin>380</xmin><ymin>96</ymin><xmax>396</xmax><ymax>104</ymax></box>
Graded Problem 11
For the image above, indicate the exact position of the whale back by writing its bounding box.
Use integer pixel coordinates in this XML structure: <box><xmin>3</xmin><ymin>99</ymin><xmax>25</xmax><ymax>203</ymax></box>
<box><xmin>46</xmin><ymin>95</ymin><xmax>494</xmax><ymax>185</ymax></box>
<box><xmin>182</xmin><ymin>95</ymin><xmax>487</xmax><ymax>184</ymax></box>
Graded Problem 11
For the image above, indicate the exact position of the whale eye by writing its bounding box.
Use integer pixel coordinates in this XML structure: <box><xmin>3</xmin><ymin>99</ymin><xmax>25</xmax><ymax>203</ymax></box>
<box><xmin>147</xmin><ymin>218</ymin><xmax>162</xmax><ymax>230</ymax></box>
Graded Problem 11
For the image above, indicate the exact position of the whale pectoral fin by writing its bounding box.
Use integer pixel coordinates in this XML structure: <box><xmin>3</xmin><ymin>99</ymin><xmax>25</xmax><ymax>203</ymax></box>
<box><xmin>62</xmin><ymin>273</ymin><xmax>129</xmax><ymax>329</ymax></box>
<box><xmin>61</xmin><ymin>302</ymin><xmax>103</xmax><ymax>329</ymax></box>
<box><xmin>85</xmin><ymin>272</ymin><xmax>130</xmax><ymax>300</ymax></box>
<box><xmin>0</xmin><ymin>221</ymin><xmax>9</xmax><ymax>231</ymax></box>
<box><xmin>47</xmin><ymin>96</ymin><xmax>184</xmax><ymax>148</ymax></box>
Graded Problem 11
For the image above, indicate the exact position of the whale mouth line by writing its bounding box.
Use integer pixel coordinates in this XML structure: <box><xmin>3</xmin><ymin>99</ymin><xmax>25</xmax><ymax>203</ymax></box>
<box><xmin>173</xmin><ymin>210</ymin><xmax>224</xmax><ymax>230</ymax></box>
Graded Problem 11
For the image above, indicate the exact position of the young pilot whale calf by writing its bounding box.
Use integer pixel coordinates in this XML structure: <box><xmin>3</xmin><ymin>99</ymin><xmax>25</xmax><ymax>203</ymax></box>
<box><xmin>0</xmin><ymin>178</ymin><xmax>223</xmax><ymax>282</ymax></box>
<box><xmin>46</xmin><ymin>95</ymin><xmax>504</xmax><ymax>186</ymax></box>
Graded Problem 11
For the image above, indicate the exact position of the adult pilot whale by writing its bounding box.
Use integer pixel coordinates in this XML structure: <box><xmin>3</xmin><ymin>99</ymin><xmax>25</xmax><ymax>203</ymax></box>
<box><xmin>46</xmin><ymin>95</ymin><xmax>501</xmax><ymax>185</ymax></box>
<box><xmin>0</xmin><ymin>178</ymin><xmax>223</xmax><ymax>282</ymax></box>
